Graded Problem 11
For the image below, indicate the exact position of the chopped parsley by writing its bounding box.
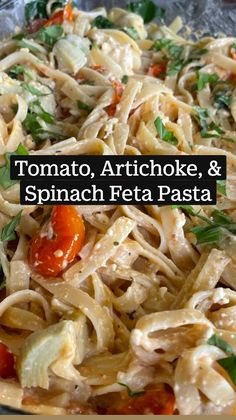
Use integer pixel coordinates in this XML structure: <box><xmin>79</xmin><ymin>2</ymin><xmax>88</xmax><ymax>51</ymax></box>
<box><xmin>121</xmin><ymin>75</ymin><xmax>129</xmax><ymax>84</ymax></box>
<box><xmin>154</xmin><ymin>117</ymin><xmax>178</xmax><ymax>145</ymax></box>
<box><xmin>208</xmin><ymin>334</ymin><xmax>234</xmax><ymax>355</ymax></box>
<box><xmin>77</xmin><ymin>101</ymin><xmax>92</xmax><ymax>113</ymax></box>
<box><xmin>22</xmin><ymin>82</ymin><xmax>50</xmax><ymax>97</ymax></box>
<box><xmin>1</xmin><ymin>211</ymin><xmax>22</xmax><ymax>242</ymax></box>
<box><xmin>217</xmin><ymin>180</ymin><xmax>227</xmax><ymax>196</ymax></box>
<box><xmin>214</xmin><ymin>89</ymin><xmax>232</xmax><ymax>110</ymax></box>
<box><xmin>152</xmin><ymin>38</ymin><xmax>184</xmax><ymax>76</ymax></box>
<box><xmin>91</xmin><ymin>16</ymin><xmax>116</xmax><ymax>29</ymax></box>
<box><xmin>118</xmin><ymin>382</ymin><xmax>145</xmax><ymax>397</ymax></box>
<box><xmin>0</xmin><ymin>144</ymin><xmax>28</xmax><ymax>190</ymax></box>
<box><xmin>173</xmin><ymin>206</ymin><xmax>236</xmax><ymax>245</ymax></box>
<box><xmin>196</xmin><ymin>72</ymin><xmax>219</xmax><ymax>91</ymax></box>
<box><xmin>36</xmin><ymin>25</ymin><xmax>64</xmax><ymax>47</ymax></box>
<box><xmin>8</xmin><ymin>65</ymin><xmax>32</xmax><ymax>80</ymax></box>
<box><xmin>127</xmin><ymin>0</ymin><xmax>165</xmax><ymax>23</ymax></box>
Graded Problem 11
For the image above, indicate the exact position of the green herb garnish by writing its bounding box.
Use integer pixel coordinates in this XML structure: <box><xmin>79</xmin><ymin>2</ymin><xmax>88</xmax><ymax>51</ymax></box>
<box><xmin>1</xmin><ymin>211</ymin><xmax>22</xmax><ymax>242</ymax></box>
<box><xmin>174</xmin><ymin>206</ymin><xmax>236</xmax><ymax>245</ymax></box>
<box><xmin>0</xmin><ymin>144</ymin><xmax>28</xmax><ymax>190</ymax></box>
<box><xmin>214</xmin><ymin>89</ymin><xmax>232</xmax><ymax>110</ymax></box>
<box><xmin>22</xmin><ymin>82</ymin><xmax>50</xmax><ymax>96</ymax></box>
<box><xmin>208</xmin><ymin>334</ymin><xmax>234</xmax><ymax>355</ymax></box>
<box><xmin>118</xmin><ymin>382</ymin><xmax>145</xmax><ymax>398</ymax></box>
<box><xmin>121</xmin><ymin>75</ymin><xmax>129</xmax><ymax>84</ymax></box>
<box><xmin>217</xmin><ymin>180</ymin><xmax>227</xmax><ymax>196</ymax></box>
<box><xmin>36</xmin><ymin>25</ymin><xmax>64</xmax><ymax>47</ymax></box>
<box><xmin>154</xmin><ymin>117</ymin><xmax>178</xmax><ymax>145</ymax></box>
<box><xmin>196</xmin><ymin>72</ymin><xmax>219</xmax><ymax>91</ymax></box>
<box><xmin>77</xmin><ymin>101</ymin><xmax>92</xmax><ymax>113</ymax></box>
<box><xmin>91</xmin><ymin>16</ymin><xmax>116</xmax><ymax>29</ymax></box>
<box><xmin>8</xmin><ymin>65</ymin><xmax>32</xmax><ymax>80</ymax></box>
<box><xmin>127</xmin><ymin>0</ymin><xmax>165</xmax><ymax>23</ymax></box>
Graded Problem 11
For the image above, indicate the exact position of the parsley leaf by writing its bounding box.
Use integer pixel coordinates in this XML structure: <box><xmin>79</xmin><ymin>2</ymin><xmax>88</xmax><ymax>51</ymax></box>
<box><xmin>152</xmin><ymin>38</ymin><xmax>184</xmax><ymax>76</ymax></box>
<box><xmin>217</xmin><ymin>180</ymin><xmax>227</xmax><ymax>196</ymax></box>
<box><xmin>193</xmin><ymin>106</ymin><xmax>209</xmax><ymax>130</ymax></box>
<box><xmin>36</xmin><ymin>25</ymin><xmax>64</xmax><ymax>47</ymax></box>
<box><xmin>173</xmin><ymin>206</ymin><xmax>236</xmax><ymax>245</ymax></box>
<box><xmin>191</xmin><ymin>225</ymin><xmax>220</xmax><ymax>245</ymax></box>
<box><xmin>214</xmin><ymin>89</ymin><xmax>232</xmax><ymax>109</ymax></box>
<box><xmin>25</xmin><ymin>0</ymin><xmax>47</xmax><ymax>22</ymax></box>
<box><xmin>1</xmin><ymin>211</ymin><xmax>22</xmax><ymax>243</ymax></box>
<box><xmin>208</xmin><ymin>334</ymin><xmax>234</xmax><ymax>355</ymax></box>
<box><xmin>218</xmin><ymin>356</ymin><xmax>236</xmax><ymax>385</ymax></box>
<box><xmin>8</xmin><ymin>65</ymin><xmax>32</xmax><ymax>80</ymax></box>
<box><xmin>188</xmin><ymin>48</ymin><xmax>208</xmax><ymax>61</ymax></box>
<box><xmin>91</xmin><ymin>16</ymin><xmax>116</xmax><ymax>29</ymax></box>
<box><xmin>12</xmin><ymin>33</ymin><xmax>25</xmax><ymax>40</ymax></box>
<box><xmin>127</xmin><ymin>0</ymin><xmax>165</xmax><ymax>23</ymax></box>
<box><xmin>121</xmin><ymin>75</ymin><xmax>129</xmax><ymax>84</ymax></box>
<box><xmin>200</xmin><ymin>121</ymin><xmax>224</xmax><ymax>139</ymax></box>
<box><xmin>29</xmin><ymin>100</ymin><xmax>55</xmax><ymax>124</ymax></box>
<box><xmin>154</xmin><ymin>117</ymin><xmax>178</xmax><ymax>145</ymax></box>
<box><xmin>77</xmin><ymin>101</ymin><xmax>92</xmax><ymax>113</ymax></box>
<box><xmin>118</xmin><ymin>382</ymin><xmax>145</xmax><ymax>398</ymax></box>
<box><xmin>22</xmin><ymin>82</ymin><xmax>49</xmax><ymax>97</ymax></box>
<box><xmin>196</xmin><ymin>72</ymin><xmax>219</xmax><ymax>91</ymax></box>
<box><xmin>0</xmin><ymin>144</ymin><xmax>28</xmax><ymax>190</ymax></box>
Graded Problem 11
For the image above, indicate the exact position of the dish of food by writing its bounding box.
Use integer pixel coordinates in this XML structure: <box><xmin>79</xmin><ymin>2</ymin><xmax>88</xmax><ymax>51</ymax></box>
<box><xmin>0</xmin><ymin>0</ymin><xmax>236</xmax><ymax>414</ymax></box>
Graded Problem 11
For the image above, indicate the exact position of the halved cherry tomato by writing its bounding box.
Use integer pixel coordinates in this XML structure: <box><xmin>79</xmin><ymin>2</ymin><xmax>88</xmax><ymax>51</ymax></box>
<box><xmin>45</xmin><ymin>0</ymin><xmax>73</xmax><ymax>26</ymax></box>
<box><xmin>148</xmin><ymin>63</ymin><xmax>167</xmax><ymax>78</ymax></box>
<box><xmin>28</xmin><ymin>205</ymin><xmax>85</xmax><ymax>277</ymax></box>
<box><xmin>105</xmin><ymin>80</ymin><xmax>124</xmax><ymax>116</ymax></box>
<box><xmin>0</xmin><ymin>343</ymin><xmax>15</xmax><ymax>378</ymax></box>
<box><xmin>105</xmin><ymin>385</ymin><xmax>175</xmax><ymax>415</ymax></box>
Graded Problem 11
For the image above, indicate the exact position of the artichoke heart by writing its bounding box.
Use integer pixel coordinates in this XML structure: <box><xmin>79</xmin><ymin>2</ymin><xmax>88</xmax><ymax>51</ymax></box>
<box><xmin>17</xmin><ymin>320</ymin><xmax>78</xmax><ymax>389</ymax></box>
<box><xmin>53</xmin><ymin>35</ymin><xmax>90</xmax><ymax>75</ymax></box>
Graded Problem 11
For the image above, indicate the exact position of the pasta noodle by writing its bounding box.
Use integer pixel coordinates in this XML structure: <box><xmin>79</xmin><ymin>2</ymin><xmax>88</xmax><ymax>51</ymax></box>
<box><xmin>0</xmin><ymin>0</ymin><xmax>236</xmax><ymax>415</ymax></box>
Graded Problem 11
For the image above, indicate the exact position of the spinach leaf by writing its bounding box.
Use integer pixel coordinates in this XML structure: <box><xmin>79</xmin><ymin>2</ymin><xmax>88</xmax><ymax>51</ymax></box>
<box><xmin>36</xmin><ymin>24</ymin><xmax>64</xmax><ymax>47</ymax></box>
<box><xmin>25</xmin><ymin>0</ymin><xmax>47</xmax><ymax>23</ymax></box>
<box><xmin>1</xmin><ymin>211</ymin><xmax>22</xmax><ymax>242</ymax></box>
<box><xmin>218</xmin><ymin>356</ymin><xmax>236</xmax><ymax>385</ymax></box>
<box><xmin>91</xmin><ymin>16</ymin><xmax>116</xmax><ymax>29</ymax></box>
<box><xmin>8</xmin><ymin>65</ymin><xmax>32</xmax><ymax>80</ymax></box>
<box><xmin>214</xmin><ymin>89</ymin><xmax>232</xmax><ymax>109</ymax></box>
<box><xmin>196</xmin><ymin>72</ymin><xmax>219</xmax><ymax>91</ymax></box>
<box><xmin>208</xmin><ymin>334</ymin><xmax>234</xmax><ymax>355</ymax></box>
<box><xmin>154</xmin><ymin>117</ymin><xmax>178</xmax><ymax>145</ymax></box>
<box><xmin>127</xmin><ymin>0</ymin><xmax>165</xmax><ymax>23</ymax></box>
<box><xmin>0</xmin><ymin>144</ymin><xmax>28</xmax><ymax>190</ymax></box>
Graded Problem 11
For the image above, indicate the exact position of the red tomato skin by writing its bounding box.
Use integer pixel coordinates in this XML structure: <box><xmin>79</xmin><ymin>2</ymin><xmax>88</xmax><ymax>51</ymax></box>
<box><xmin>0</xmin><ymin>343</ymin><xmax>15</xmax><ymax>378</ymax></box>
<box><xmin>28</xmin><ymin>206</ymin><xmax>85</xmax><ymax>277</ymax></box>
<box><xmin>106</xmin><ymin>386</ymin><xmax>175</xmax><ymax>415</ymax></box>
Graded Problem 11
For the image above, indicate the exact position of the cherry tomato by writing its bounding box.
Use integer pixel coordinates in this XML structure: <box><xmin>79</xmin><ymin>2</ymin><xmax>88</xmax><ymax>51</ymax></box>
<box><xmin>106</xmin><ymin>385</ymin><xmax>175</xmax><ymax>415</ymax></box>
<box><xmin>148</xmin><ymin>63</ymin><xmax>167</xmax><ymax>78</ymax></box>
<box><xmin>105</xmin><ymin>81</ymin><xmax>124</xmax><ymax>116</ymax></box>
<box><xmin>0</xmin><ymin>343</ymin><xmax>15</xmax><ymax>378</ymax></box>
<box><xmin>45</xmin><ymin>1</ymin><xmax>73</xmax><ymax>26</ymax></box>
<box><xmin>28</xmin><ymin>205</ymin><xmax>85</xmax><ymax>277</ymax></box>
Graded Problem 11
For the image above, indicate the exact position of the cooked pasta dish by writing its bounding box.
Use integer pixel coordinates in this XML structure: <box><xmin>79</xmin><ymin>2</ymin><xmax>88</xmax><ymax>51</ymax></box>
<box><xmin>0</xmin><ymin>0</ymin><xmax>236</xmax><ymax>414</ymax></box>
